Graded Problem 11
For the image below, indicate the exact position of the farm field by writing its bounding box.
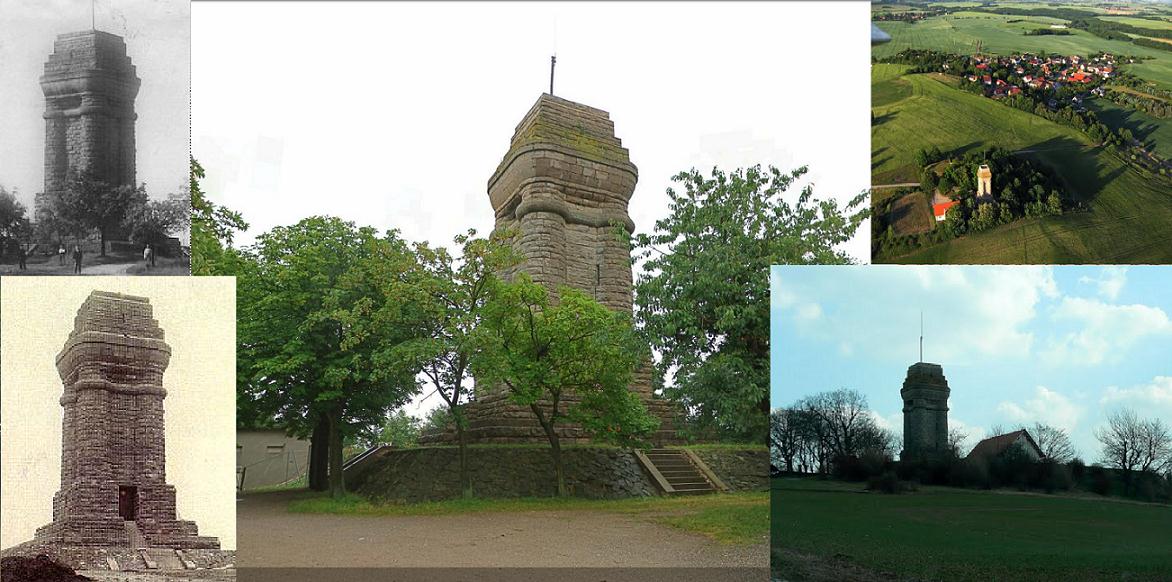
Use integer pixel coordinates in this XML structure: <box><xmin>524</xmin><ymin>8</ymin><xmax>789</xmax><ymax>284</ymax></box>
<box><xmin>1087</xmin><ymin>96</ymin><xmax>1172</xmax><ymax>158</ymax></box>
<box><xmin>1101</xmin><ymin>15</ymin><xmax>1172</xmax><ymax>30</ymax></box>
<box><xmin>771</xmin><ymin>478</ymin><xmax>1172</xmax><ymax>582</ymax></box>
<box><xmin>871</xmin><ymin>11</ymin><xmax>1172</xmax><ymax>89</ymax></box>
<box><xmin>872</xmin><ymin>64</ymin><xmax>1172</xmax><ymax>263</ymax></box>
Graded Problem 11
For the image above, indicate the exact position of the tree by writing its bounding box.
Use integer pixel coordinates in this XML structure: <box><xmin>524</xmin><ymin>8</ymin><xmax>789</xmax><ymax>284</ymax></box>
<box><xmin>51</xmin><ymin>170</ymin><xmax>146</xmax><ymax>255</ymax></box>
<box><xmin>127</xmin><ymin>194</ymin><xmax>190</xmax><ymax>254</ymax></box>
<box><xmin>472</xmin><ymin>276</ymin><xmax>658</xmax><ymax>496</ymax></box>
<box><xmin>238</xmin><ymin>217</ymin><xmax>425</xmax><ymax>498</ymax></box>
<box><xmin>631</xmin><ymin>166</ymin><xmax>866</xmax><ymax>443</ymax></box>
<box><xmin>948</xmin><ymin>427</ymin><xmax>972</xmax><ymax>458</ymax></box>
<box><xmin>396</xmin><ymin>229</ymin><xmax>518</xmax><ymax>498</ymax></box>
<box><xmin>0</xmin><ymin>186</ymin><xmax>31</xmax><ymax>254</ymax></box>
<box><xmin>191</xmin><ymin>159</ymin><xmax>249</xmax><ymax>276</ymax></box>
<box><xmin>1094</xmin><ymin>409</ymin><xmax>1172</xmax><ymax>488</ymax></box>
<box><xmin>1024</xmin><ymin>422</ymin><xmax>1076</xmax><ymax>463</ymax></box>
<box><xmin>771</xmin><ymin>408</ymin><xmax>800</xmax><ymax>473</ymax></box>
<box><xmin>370</xmin><ymin>410</ymin><xmax>422</xmax><ymax>448</ymax></box>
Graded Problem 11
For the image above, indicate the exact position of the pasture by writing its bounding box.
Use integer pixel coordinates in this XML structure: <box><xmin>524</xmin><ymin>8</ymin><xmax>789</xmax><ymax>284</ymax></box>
<box><xmin>1087</xmin><ymin>95</ymin><xmax>1172</xmax><ymax>158</ymax></box>
<box><xmin>871</xmin><ymin>10</ymin><xmax>1172</xmax><ymax>89</ymax></box>
<box><xmin>871</xmin><ymin>64</ymin><xmax>1172</xmax><ymax>263</ymax></box>
<box><xmin>771</xmin><ymin>478</ymin><xmax>1172</xmax><ymax>582</ymax></box>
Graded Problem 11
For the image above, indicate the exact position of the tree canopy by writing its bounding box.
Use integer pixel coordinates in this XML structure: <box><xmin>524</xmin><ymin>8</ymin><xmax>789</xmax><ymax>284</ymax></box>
<box><xmin>632</xmin><ymin>165</ymin><xmax>867</xmax><ymax>443</ymax></box>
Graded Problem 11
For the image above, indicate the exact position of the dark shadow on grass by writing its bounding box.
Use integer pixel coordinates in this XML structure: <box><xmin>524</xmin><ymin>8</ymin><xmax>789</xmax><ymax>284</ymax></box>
<box><xmin>872</xmin><ymin>111</ymin><xmax>898</xmax><ymax>127</ymax></box>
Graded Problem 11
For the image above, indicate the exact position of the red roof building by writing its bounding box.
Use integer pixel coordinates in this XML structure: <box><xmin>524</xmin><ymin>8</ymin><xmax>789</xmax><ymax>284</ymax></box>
<box><xmin>933</xmin><ymin>201</ymin><xmax>958</xmax><ymax>221</ymax></box>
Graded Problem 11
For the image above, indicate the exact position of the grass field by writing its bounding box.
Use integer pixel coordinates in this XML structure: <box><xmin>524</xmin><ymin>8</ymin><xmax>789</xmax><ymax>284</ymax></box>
<box><xmin>1087</xmin><ymin>96</ymin><xmax>1172</xmax><ymax>158</ymax></box>
<box><xmin>872</xmin><ymin>64</ymin><xmax>1172</xmax><ymax>263</ymax></box>
<box><xmin>871</xmin><ymin>11</ymin><xmax>1172</xmax><ymax>90</ymax></box>
<box><xmin>1101</xmin><ymin>15</ymin><xmax>1172</xmax><ymax>30</ymax></box>
<box><xmin>888</xmin><ymin>192</ymin><xmax>935</xmax><ymax>236</ymax></box>
<box><xmin>771</xmin><ymin>478</ymin><xmax>1172</xmax><ymax>581</ymax></box>
<box><xmin>287</xmin><ymin>490</ymin><xmax>769</xmax><ymax>545</ymax></box>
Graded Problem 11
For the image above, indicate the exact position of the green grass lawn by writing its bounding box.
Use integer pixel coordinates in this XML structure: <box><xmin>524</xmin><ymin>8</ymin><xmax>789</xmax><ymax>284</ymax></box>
<box><xmin>772</xmin><ymin>478</ymin><xmax>1172</xmax><ymax>581</ymax></box>
<box><xmin>287</xmin><ymin>490</ymin><xmax>769</xmax><ymax>545</ymax></box>
<box><xmin>872</xmin><ymin>65</ymin><xmax>1172</xmax><ymax>263</ymax></box>
<box><xmin>871</xmin><ymin>10</ymin><xmax>1172</xmax><ymax>90</ymax></box>
<box><xmin>1087</xmin><ymin>96</ymin><xmax>1172</xmax><ymax>158</ymax></box>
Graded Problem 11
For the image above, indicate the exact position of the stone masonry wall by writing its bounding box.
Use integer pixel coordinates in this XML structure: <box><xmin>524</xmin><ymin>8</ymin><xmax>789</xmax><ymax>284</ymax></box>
<box><xmin>346</xmin><ymin>447</ymin><xmax>657</xmax><ymax>502</ymax></box>
<box><xmin>692</xmin><ymin>448</ymin><xmax>770</xmax><ymax>492</ymax></box>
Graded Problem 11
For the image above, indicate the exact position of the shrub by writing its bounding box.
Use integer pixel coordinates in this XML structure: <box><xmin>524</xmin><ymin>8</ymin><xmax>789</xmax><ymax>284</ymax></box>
<box><xmin>867</xmin><ymin>471</ymin><xmax>913</xmax><ymax>494</ymax></box>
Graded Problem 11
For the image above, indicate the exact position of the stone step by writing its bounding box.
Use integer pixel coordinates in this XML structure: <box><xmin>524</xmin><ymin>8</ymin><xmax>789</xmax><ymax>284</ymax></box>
<box><xmin>124</xmin><ymin>521</ymin><xmax>147</xmax><ymax>549</ymax></box>
<box><xmin>639</xmin><ymin>450</ymin><xmax>716</xmax><ymax>496</ymax></box>
<box><xmin>143</xmin><ymin>548</ymin><xmax>185</xmax><ymax>570</ymax></box>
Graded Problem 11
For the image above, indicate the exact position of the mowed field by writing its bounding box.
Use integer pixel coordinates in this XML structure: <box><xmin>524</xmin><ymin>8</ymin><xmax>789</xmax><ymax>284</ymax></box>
<box><xmin>1087</xmin><ymin>96</ymin><xmax>1172</xmax><ymax>158</ymax></box>
<box><xmin>872</xmin><ymin>64</ymin><xmax>1172</xmax><ymax>263</ymax></box>
<box><xmin>771</xmin><ymin>478</ymin><xmax>1172</xmax><ymax>582</ymax></box>
<box><xmin>871</xmin><ymin>11</ymin><xmax>1172</xmax><ymax>90</ymax></box>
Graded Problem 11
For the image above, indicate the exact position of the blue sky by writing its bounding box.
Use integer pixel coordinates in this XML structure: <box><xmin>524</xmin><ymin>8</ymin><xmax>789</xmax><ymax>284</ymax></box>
<box><xmin>771</xmin><ymin>266</ymin><xmax>1172</xmax><ymax>462</ymax></box>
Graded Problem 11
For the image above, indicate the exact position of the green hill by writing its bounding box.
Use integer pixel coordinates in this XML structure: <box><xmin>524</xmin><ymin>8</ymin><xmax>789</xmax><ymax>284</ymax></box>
<box><xmin>872</xmin><ymin>65</ymin><xmax>1172</xmax><ymax>263</ymax></box>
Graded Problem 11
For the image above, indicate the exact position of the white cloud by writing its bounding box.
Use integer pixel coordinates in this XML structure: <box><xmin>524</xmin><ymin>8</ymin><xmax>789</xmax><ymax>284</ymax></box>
<box><xmin>1042</xmin><ymin>297</ymin><xmax>1172</xmax><ymax>365</ymax></box>
<box><xmin>795</xmin><ymin>302</ymin><xmax>823</xmax><ymax>322</ymax></box>
<box><xmin>996</xmin><ymin>386</ymin><xmax>1083</xmax><ymax>434</ymax></box>
<box><xmin>1101</xmin><ymin>376</ymin><xmax>1172</xmax><ymax>409</ymax></box>
<box><xmin>1079</xmin><ymin>266</ymin><xmax>1127</xmax><ymax>300</ymax></box>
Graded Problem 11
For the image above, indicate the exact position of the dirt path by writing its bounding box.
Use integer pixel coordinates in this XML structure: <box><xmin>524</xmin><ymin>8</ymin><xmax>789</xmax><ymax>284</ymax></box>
<box><xmin>238</xmin><ymin>491</ymin><xmax>766</xmax><ymax>569</ymax></box>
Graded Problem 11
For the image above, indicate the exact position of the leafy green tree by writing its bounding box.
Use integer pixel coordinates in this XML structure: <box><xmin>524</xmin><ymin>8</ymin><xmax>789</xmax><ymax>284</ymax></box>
<box><xmin>191</xmin><ymin>159</ymin><xmax>249</xmax><ymax>276</ymax></box>
<box><xmin>396</xmin><ymin>229</ymin><xmax>519</xmax><ymax>498</ymax></box>
<box><xmin>0</xmin><ymin>186</ymin><xmax>31</xmax><ymax>255</ymax></box>
<box><xmin>472</xmin><ymin>276</ymin><xmax>658</xmax><ymax>496</ymax></box>
<box><xmin>238</xmin><ymin>217</ymin><xmax>425</xmax><ymax>498</ymax></box>
<box><xmin>127</xmin><ymin>194</ymin><xmax>190</xmax><ymax>254</ymax></box>
<box><xmin>631</xmin><ymin>166</ymin><xmax>866</xmax><ymax>443</ymax></box>
<box><xmin>370</xmin><ymin>410</ymin><xmax>422</xmax><ymax>448</ymax></box>
<box><xmin>52</xmin><ymin>170</ymin><xmax>146</xmax><ymax>255</ymax></box>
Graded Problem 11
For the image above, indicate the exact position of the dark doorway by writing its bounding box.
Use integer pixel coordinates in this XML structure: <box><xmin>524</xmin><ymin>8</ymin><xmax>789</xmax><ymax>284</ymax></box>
<box><xmin>118</xmin><ymin>486</ymin><xmax>137</xmax><ymax>521</ymax></box>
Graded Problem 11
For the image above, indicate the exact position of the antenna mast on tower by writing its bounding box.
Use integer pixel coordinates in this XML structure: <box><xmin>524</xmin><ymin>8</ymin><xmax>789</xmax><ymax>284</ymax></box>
<box><xmin>920</xmin><ymin>311</ymin><xmax>924</xmax><ymax>363</ymax></box>
<box><xmin>550</xmin><ymin>55</ymin><xmax>557</xmax><ymax>96</ymax></box>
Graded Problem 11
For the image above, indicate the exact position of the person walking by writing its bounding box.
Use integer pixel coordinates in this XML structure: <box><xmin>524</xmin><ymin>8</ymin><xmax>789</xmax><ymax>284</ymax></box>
<box><xmin>17</xmin><ymin>245</ymin><xmax>27</xmax><ymax>270</ymax></box>
<box><xmin>143</xmin><ymin>244</ymin><xmax>153</xmax><ymax>268</ymax></box>
<box><xmin>58</xmin><ymin>244</ymin><xmax>66</xmax><ymax>266</ymax></box>
<box><xmin>72</xmin><ymin>245</ymin><xmax>83</xmax><ymax>274</ymax></box>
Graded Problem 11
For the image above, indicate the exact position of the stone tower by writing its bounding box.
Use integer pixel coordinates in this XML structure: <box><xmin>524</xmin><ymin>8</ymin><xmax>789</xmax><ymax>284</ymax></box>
<box><xmin>977</xmin><ymin>164</ymin><xmax>992</xmax><ymax>198</ymax></box>
<box><xmin>31</xmin><ymin>291</ymin><xmax>218</xmax><ymax>550</ymax></box>
<box><xmin>900</xmin><ymin>362</ymin><xmax>950</xmax><ymax>459</ymax></box>
<box><xmin>421</xmin><ymin>94</ymin><xmax>677</xmax><ymax>445</ymax></box>
<box><xmin>35</xmin><ymin>30</ymin><xmax>140</xmax><ymax>223</ymax></box>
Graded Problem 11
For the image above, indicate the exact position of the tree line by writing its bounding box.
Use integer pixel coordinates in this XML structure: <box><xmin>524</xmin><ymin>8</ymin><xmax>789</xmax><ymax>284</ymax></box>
<box><xmin>771</xmin><ymin>388</ymin><xmax>1172</xmax><ymax>502</ymax></box>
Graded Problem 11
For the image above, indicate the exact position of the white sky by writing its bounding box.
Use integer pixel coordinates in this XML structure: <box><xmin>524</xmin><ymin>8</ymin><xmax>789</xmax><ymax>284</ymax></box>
<box><xmin>0</xmin><ymin>0</ymin><xmax>191</xmax><ymax>209</ymax></box>
<box><xmin>193</xmin><ymin>1</ymin><xmax>871</xmax><ymax>418</ymax></box>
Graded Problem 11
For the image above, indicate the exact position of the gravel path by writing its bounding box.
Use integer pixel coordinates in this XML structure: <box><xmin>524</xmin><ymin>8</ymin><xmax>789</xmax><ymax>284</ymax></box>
<box><xmin>238</xmin><ymin>491</ymin><xmax>766</xmax><ymax>569</ymax></box>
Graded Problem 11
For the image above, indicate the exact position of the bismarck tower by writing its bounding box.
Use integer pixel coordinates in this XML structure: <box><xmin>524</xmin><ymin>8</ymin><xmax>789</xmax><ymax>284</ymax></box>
<box><xmin>3</xmin><ymin>292</ymin><xmax>228</xmax><ymax>571</ymax></box>
<box><xmin>35</xmin><ymin>30</ymin><xmax>140</xmax><ymax>226</ymax></box>
<box><xmin>423</xmin><ymin>94</ymin><xmax>678</xmax><ymax>445</ymax></box>
<box><xmin>900</xmin><ymin>362</ymin><xmax>951</xmax><ymax>459</ymax></box>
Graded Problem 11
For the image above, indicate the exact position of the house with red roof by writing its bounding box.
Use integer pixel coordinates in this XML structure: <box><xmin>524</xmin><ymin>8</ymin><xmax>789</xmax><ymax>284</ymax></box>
<box><xmin>933</xmin><ymin>200</ymin><xmax>958</xmax><ymax>222</ymax></box>
<box><xmin>967</xmin><ymin>430</ymin><xmax>1044</xmax><ymax>461</ymax></box>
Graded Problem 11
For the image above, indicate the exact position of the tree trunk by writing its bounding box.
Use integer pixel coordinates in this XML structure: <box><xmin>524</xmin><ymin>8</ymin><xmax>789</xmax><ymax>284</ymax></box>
<box><xmin>454</xmin><ymin>408</ymin><xmax>472</xmax><ymax>499</ymax></box>
<box><xmin>531</xmin><ymin>403</ymin><xmax>566</xmax><ymax>497</ymax></box>
<box><xmin>327</xmin><ymin>407</ymin><xmax>345</xmax><ymax>499</ymax></box>
<box><xmin>308</xmin><ymin>415</ymin><xmax>329</xmax><ymax>491</ymax></box>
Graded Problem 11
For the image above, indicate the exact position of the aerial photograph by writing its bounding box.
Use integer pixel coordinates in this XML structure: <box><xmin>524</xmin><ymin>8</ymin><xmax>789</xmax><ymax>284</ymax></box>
<box><xmin>771</xmin><ymin>265</ymin><xmax>1172</xmax><ymax>581</ymax></box>
<box><xmin>871</xmin><ymin>0</ymin><xmax>1172</xmax><ymax>264</ymax></box>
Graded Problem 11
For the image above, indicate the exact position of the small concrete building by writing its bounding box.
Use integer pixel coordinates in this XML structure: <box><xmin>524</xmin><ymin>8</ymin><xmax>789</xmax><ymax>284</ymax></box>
<box><xmin>967</xmin><ymin>430</ymin><xmax>1044</xmax><ymax>461</ymax></box>
<box><xmin>236</xmin><ymin>429</ymin><xmax>310</xmax><ymax>490</ymax></box>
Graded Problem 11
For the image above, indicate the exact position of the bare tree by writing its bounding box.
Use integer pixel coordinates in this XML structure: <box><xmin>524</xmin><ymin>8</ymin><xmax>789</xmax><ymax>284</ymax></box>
<box><xmin>948</xmin><ymin>427</ymin><xmax>971</xmax><ymax>458</ymax></box>
<box><xmin>1096</xmin><ymin>409</ymin><xmax>1146</xmax><ymax>474</ymax></box>
<box><xmin>770</xmin><ymin>408</ymin><xmax>800</xmax><ymax>473</ymax></box>
<box><xmin>1023</xmin><ymin>422</ymin><xmax>1077</xmax><ymax>463</ymax></box>
<box><xmin>803</xmin><ymin>388</ymin><xmax>871</xmax><ymax>460</ymax></box>
<box><xmin>1137</xmin><ymin>417</ymin><xmax>1172</xmax><ymax>475</ymax></box>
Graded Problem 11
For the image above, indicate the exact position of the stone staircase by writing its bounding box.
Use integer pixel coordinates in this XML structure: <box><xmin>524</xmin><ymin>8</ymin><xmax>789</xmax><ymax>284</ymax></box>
<box><xmin>123</xmin><ymin>521</ymin><xmax>147</xmax><ymax>548</ymax></box>
<box><xmin>123</xmin><ymin>522</ymin><xmax>191</xmax><ymax>571</ymax></box>
<box><xmin>637</xmin><ymin>449</ymin><xmax>727</xmax><ymax>495</ymax></box>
